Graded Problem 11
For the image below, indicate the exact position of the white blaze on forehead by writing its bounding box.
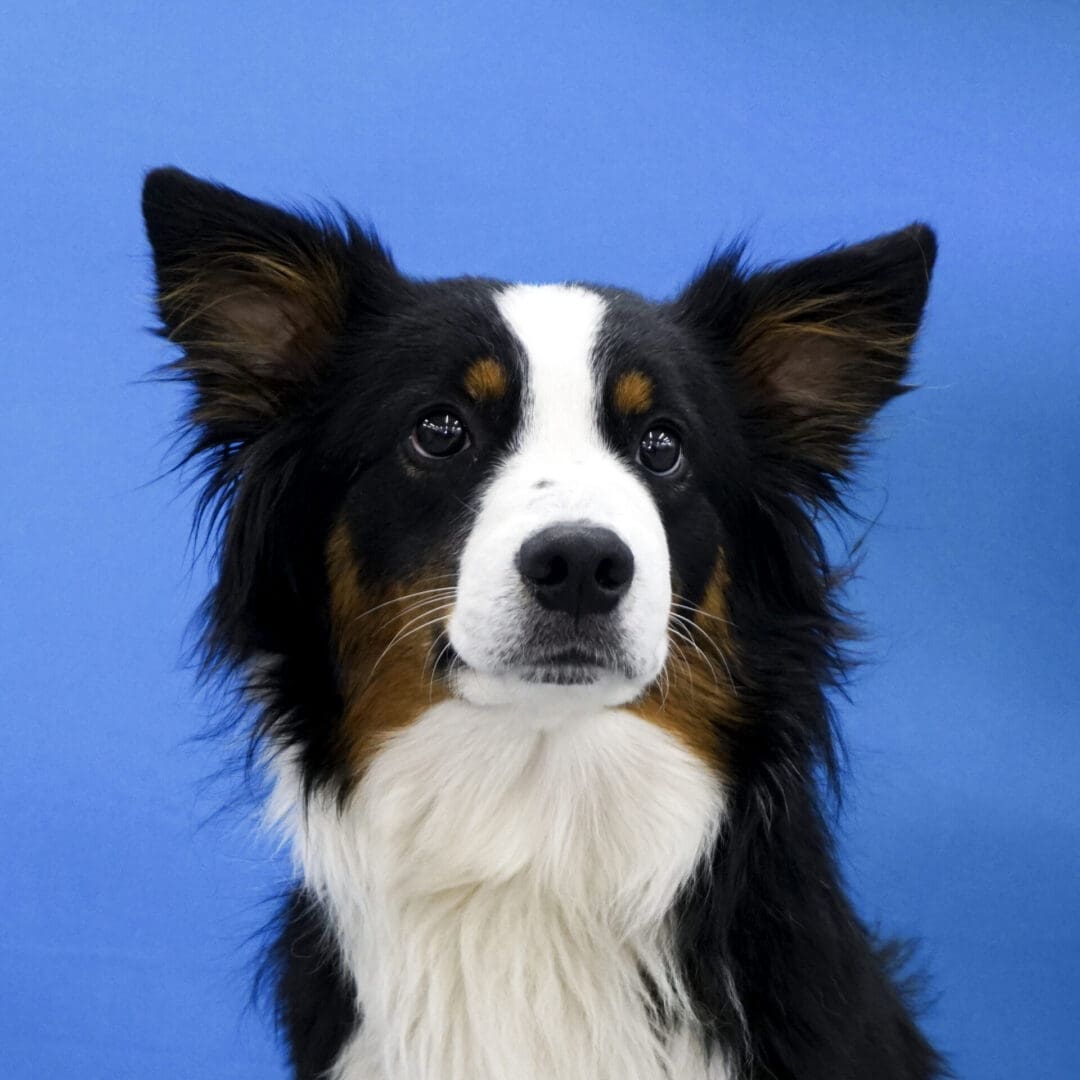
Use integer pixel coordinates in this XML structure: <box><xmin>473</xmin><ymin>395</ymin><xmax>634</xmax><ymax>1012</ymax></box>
<box><xmin>495</xmin><ymin>284</ymin><xmax>607</xmax><ymax>455</ymax></box>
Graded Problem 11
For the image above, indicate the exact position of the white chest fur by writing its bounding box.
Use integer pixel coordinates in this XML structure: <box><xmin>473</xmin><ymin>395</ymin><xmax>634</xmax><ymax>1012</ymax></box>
<box><xmin>271</xmin><ymin>702</ymin><xmax>729</xmax><ymax>1080</ymax></box>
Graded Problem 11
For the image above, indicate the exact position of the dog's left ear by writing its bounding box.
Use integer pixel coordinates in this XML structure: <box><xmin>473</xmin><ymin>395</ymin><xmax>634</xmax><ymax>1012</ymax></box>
<box><xmin>674</xmin><ymin>224</ymin><xmax>937</xmax><ymax>494</ymax></box>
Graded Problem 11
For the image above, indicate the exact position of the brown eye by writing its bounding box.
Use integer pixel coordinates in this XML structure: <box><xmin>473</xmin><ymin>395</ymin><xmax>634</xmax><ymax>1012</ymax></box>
<box><xmin>411</xmin><ymin>410</ymin><xmax>470</xmax><ymax>458</ymax></box>
<box><xmin>638</xmin><ymin>426</ymin><xmax>682</xmax><ymax>475</ymax></box>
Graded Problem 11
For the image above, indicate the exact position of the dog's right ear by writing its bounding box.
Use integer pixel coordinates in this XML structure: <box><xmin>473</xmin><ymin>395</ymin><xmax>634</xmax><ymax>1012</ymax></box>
<box><xmin>142</xmin><ymin>167</ymin><xmax>400</xmax><ymax>445</ymax></box>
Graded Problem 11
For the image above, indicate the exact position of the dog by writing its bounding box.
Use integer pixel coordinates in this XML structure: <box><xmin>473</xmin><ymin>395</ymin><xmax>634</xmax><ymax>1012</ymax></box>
<box><xmin>143</xmin><ymin>166</ymin><xmax>944</xmax><ymax>1080</ymax></box>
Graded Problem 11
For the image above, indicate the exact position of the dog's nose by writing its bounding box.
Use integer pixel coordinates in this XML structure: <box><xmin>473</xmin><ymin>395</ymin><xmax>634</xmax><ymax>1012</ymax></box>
<box><xmin>517</xmin><ymin>524</ymin><xmax>634</xmax><ymax>618</ymax></box>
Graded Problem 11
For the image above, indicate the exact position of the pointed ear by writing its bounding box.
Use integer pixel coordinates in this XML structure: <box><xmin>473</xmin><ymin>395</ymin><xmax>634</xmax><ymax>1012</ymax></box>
<box><xmin>142</xmin><ymin>167</ymin><xmax>397</xmax><ymax>443</ymax></box>
<box><xmin>675</xmin><ymin>224</ymin><xmax>937</xmax><ymax>490</ymax></box>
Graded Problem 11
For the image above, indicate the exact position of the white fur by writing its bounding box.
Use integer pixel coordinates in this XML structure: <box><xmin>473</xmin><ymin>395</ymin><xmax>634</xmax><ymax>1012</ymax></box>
<box><xmin>449</xmin><ymin>285</ymin><xmax>672</xmax><ymax>708</ymax></box>
<box><xmin>271</xmin><ymin>703</ymin><xmax>729</xmax><ymax>1080</ymax></box>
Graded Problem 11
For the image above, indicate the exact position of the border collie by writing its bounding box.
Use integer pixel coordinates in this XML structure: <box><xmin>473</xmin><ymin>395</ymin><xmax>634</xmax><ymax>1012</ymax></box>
<box><xmin>143</xmin><ymin>167</ymin><xmax>944</xmax><ymax>1080</ymax></box>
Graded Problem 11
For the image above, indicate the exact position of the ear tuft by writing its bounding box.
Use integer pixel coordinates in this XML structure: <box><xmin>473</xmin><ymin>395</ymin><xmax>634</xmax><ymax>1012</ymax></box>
<box><xmin>677</xmin><ymin>224</ymin><xmax>937</xmax><ymax>489</ymax></box>
<box><xmin>142</xmin><ymin>167</ymin><xmax>394</xmax><ymax>443</ymax></box>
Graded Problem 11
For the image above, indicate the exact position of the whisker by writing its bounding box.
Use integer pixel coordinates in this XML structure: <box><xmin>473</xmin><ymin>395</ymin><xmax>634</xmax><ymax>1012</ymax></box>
<box><xmin>671</xmin><ymin>597</ymin><xmax>738</xmax><ymax>631</ymax></box>
<box><xmin>655</xmin><ymin>657</ymin><xmax>671</xmax><ymax>708</ymax></box>
<box><xmin>373</xmin><ymin>591</ymin><xmax>458</xmax><ymax>631</ymax></box>
<box><xmin>364</xmin><ymin>611</ymin><xmax>456</xmax><ymax>685</ymax></box>
<box><xmin>346</xmin><ymin>585</ymin><xmax>456</xmax><ymax>627</ymax></box>
<box><xmin>670</xmin><ymin>611</ymin><xmax>738</xmax><ymax>696</ymax></box>
<box><xmin>450</xmin><ymin>491</ymin><xmax>484</xmax><ymax>517</ymax></box>
<box><xmin>426</xmin><ymin>638</ymin><xmax>457</xmax><ymax>703</ymax></box>
<box><xmin>669</xmin><ymin>621</ymin><xmax>718</xmax><ymax>687</ymax></box>
<box><xmin>664</xmin><ymin>635</ymin><xmax>695</xmax><ymax>703</ymax></box>
<box><xmin>670</xmin><ymin>614</ymin><xmax>736</xmax><ymax>700</ymax></box>
<box><xmin>380</xmin><ymin>603</ymin><xmax>457</xmax><ymax>647</ymax></box>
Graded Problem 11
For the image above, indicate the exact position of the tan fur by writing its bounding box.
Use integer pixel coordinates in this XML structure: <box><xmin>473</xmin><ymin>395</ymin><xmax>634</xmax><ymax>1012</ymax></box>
<box><xmin>325</xmin><ymin>521</ymin><xmax>451</xmax><ymax>774</ymax></box>
<box><xmin>737</xmin><ymin>292</ymin><xmax>914</xmax><ymax>407</ymax></box>
<box><xmin>612</xmin><ymin>371</ymin><xmax>655</xmax><ymax>416</ymax></box>
<box><xmin>736</xmin><ymin>294</ymin><xmax>915</xmax><ymax>471</ymax></box>
<box><xmin>158</xmin><ymin>246</ymin><xmax>346</xmax><ymax>424</ymax></box>
<box><xmin>161</xmin><ymin>249</ymin><xmax>343</xmax><ymax>350</ymax></box>
<box><xmin>740</xmin><ymin>287</ymin><xmax>914</xmax><ymax>351</ymax></box>
<box><xmin>464</xmin><ymin>357</ymin><xmax>509</xmax><ymax>402</ymax></box>
<box><xmin>631</xmin><ymin>559</ymin><xmax>738</xmax><ymax>768</ymax></box>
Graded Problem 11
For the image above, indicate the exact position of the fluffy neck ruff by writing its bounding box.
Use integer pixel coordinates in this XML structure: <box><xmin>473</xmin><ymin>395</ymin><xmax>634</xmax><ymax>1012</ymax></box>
<box><xmin>271</xmin><ymin>700</ymin><xmax>728</xmax><ymax>1080</ymax></box>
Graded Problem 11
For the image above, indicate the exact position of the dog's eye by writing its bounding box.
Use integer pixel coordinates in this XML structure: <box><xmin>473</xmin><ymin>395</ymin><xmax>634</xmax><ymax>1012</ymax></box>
<box><xmin>638</xmin><ymin>426</ymin><xmax>682</xmax><ymax>475</ymax></box>
<box><xmin>411</xmin><ymin>410</ymin><xmax>471</xmax><ymax>458</ymax></box>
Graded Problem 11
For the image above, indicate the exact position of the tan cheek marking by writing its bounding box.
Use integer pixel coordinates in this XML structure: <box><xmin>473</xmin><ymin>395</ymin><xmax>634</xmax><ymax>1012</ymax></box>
<box><xmin>612</xmin><ymin>371</ymin><xmax>655</xmax><ymax>416</ymax></box>
<box><xmin>464</xmin><ymin>356</ymin><xmax>508</xmax><ymax>402</ymax></box>
<box><xmin>326</xmin><ymin>520</ymin><xmax>452</xmax><ymax>774</ymax></box>
<box><xmin>629</xmin><ymin>557</ymin><xmax>739</xmax><ymax>769</ymax></box>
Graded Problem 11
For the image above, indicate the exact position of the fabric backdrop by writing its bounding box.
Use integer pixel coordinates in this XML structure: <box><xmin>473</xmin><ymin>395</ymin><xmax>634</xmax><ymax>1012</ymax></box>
<box><xmin>2</xmin><ymin>3</ymin><xmax>1077</xmax><ymax>1076</ymax></box>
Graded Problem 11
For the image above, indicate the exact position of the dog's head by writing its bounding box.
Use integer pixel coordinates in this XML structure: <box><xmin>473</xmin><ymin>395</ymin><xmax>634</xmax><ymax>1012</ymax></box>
<box><xmin>144</xmin><ymin>167</ymin><xmax>935</xmax><ymax>788</ymax></box>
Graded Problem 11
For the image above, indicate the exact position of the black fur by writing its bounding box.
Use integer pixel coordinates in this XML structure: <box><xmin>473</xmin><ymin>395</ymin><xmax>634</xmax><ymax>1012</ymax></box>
<box><xmin>144</xmin><ymin>166</ymin><xmax>944</xmax><ymax>1078</ymax></box>
<box><xmin>269</xmin><ymin>890</ymin><xmax>359</xmax><ymax>1080</ymax></box>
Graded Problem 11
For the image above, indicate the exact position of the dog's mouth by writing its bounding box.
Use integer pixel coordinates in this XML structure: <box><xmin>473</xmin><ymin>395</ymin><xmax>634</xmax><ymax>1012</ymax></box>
<box><xmin>516</xmin><ymin>647</ymin><xmax>613</xmax><ymax>686</ymax></box>
<box><xmin>437</xmin><ymin>637</ymin><xmax>633</xmax><ymax>688</ymax></box>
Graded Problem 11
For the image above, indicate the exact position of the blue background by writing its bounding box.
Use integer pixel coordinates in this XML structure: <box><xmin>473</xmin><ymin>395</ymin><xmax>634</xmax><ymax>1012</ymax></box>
<box><xmin>3</xmin><ymin>2</ymin><xmax>1078</xmax><ymax>1076</ymax></box>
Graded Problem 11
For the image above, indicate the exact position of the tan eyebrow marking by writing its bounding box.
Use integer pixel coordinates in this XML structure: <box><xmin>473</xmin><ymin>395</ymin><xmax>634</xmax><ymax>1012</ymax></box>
<box><xmin>612</xmin><ymin>370</ymin><xmax>654</xmax><ymax>416</ymax></box>
<box><xmin>464</xmin><ymin>357</ymin><xmax>509</xmax><ymax>402</ymax></box>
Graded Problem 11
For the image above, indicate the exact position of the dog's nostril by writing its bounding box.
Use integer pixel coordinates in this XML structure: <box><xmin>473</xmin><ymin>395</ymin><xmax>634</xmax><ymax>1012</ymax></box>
<box><xmin>537</xmin><ymin>555</ymin><xmax>568</xmax><ymax>587</ymax></box>
<box><xmin>523</xmin><ymin>551</ymin><xmax>571</xmax><ymax>588</ymax></box>
<box><xmin>596</xmin><ymin>555</ymin><xmax>629</xmax><ymax>591</ymax></box>
<box><xmin>517</xmin><ymin>524</ymin><xmax>635</xmax><ymax>618</ymax></box>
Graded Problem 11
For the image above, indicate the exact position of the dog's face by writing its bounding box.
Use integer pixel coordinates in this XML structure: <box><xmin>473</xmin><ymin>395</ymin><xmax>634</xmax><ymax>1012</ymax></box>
<box><xmin>355</xmin><ymin>283</ymin><xmax>734</xmax><ymax>711</ymax></box>
<box><xmin>144</xmin><ymin>168</ymin><xmax>935</xmax><ymax>788</ymax></box>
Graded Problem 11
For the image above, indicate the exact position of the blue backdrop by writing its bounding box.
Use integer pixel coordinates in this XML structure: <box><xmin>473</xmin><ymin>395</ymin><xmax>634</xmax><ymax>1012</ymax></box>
<box><xmin>3</xmin><ymin>3</ymin><xmax>1077</xmax><ymax>1076</ymax></box>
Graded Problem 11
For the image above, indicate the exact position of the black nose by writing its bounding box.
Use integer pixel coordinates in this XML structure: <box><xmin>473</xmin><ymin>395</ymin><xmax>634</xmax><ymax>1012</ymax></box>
<box><xmin>517</xmin><ymin>524</ymin><xmax>634</xmax><ymax>618</ymax></box>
